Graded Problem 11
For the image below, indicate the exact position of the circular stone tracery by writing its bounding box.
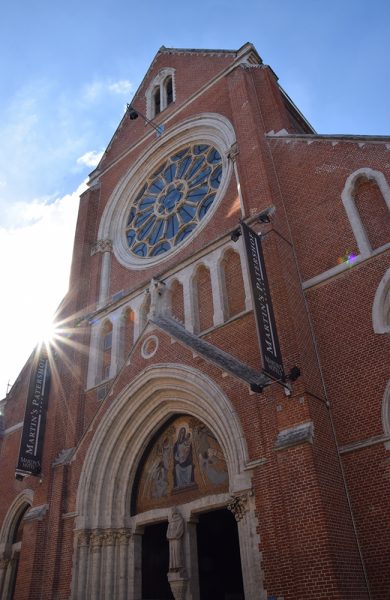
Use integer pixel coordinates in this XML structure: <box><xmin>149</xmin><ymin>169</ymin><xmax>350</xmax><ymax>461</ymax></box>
<box><xmin>125</xmin><ymin>144</ymin><xmax>223</xmax><ymax>258</ymax></box>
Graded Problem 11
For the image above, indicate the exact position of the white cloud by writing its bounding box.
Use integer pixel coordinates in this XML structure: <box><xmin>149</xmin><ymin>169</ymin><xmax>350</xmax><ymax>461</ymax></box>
<box><xmin>0</xmin><ymin>182</ymin><xmax>84</xmax><ymax>398</ymax></box>
<box><xmin>82</xmin><ymin>78</ymin><xmax>133</xmax><ymax>102</ymax></box>
<box><xmin>108</xmin><ymin>80</ymin><xmax>133</xmax><ymax>95</ymax></box>
<box><xmin>77</xmin><ymin>150</ymin><xmax>104</xmax><ymax>168</ymax></box>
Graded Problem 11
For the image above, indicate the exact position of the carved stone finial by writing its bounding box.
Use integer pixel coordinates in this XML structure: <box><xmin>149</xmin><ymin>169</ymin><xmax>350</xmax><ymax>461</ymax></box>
<box><xmin>91</xmin><ymin>239</ymin><xmax>113</xmax><ymax>256</ymax></box>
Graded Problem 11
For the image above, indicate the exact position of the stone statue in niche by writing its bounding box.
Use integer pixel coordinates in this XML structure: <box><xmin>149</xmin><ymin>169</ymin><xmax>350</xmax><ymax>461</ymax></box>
<box><xmin>173</xmin><ymin>426</ymin><xmax>194</xmax><ymax>488</ymax></box>
<box><xmin>166</xmin><ymin>507</ymin><xmax>185</xmax><ymax>571</ymax></box>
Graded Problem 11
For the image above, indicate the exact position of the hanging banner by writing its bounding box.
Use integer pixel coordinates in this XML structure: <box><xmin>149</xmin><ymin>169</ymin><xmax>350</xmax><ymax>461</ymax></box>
<box><xmin>16</xmin><ymin>350</ymin><xmax>51</xmax><ymax>477</ymax></box>
<box><xmin>241</xmin><ymin>221</ymin><xmax>284</xmax><ymax>381</ymax></box>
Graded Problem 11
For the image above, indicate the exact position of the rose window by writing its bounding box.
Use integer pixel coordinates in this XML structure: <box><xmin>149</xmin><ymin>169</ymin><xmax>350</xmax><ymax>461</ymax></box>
<box><xmin>125</xmin><ymin>144</ymin><xmax>223</xmax><ymax>258</ymax></box>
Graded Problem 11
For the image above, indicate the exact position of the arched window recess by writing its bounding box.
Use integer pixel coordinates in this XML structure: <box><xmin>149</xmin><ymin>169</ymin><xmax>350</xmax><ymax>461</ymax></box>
<box><xmin>341</xmin><ymin>168</ymin><xmax>390</xmax><ymax>258</ymax></box>
<box><xmin>145</xmin><ymin>68</ymin><xmax>176</xmax><ymax>119</ymax></box>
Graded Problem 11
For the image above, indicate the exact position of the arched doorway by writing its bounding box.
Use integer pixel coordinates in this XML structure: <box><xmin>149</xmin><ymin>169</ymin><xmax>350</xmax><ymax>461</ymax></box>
<box><xmin>72</xmin><ymin>365</ymin><xmax>265</xmax><ymax>599</ymax></box>
<box><xmin>131</xmin><ymin>414</ymin><xmax>243</xmax><ymax>599</ymax></box>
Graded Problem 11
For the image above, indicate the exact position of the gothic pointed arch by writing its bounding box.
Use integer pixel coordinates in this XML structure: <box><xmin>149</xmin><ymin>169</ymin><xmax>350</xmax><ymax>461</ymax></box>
<box><xmin>70</xmin><ymin>365</ymin><xmax>259</xmax><ymax>599</ymax></box>
<box><xmin>220</xmin><ymin>247</ymin><xmax>246</xmax><ymax>319</ymax></box>
<box><xmin>75</xmin><ymin>364</ymin><xmax>250</xmax><ymax>531</ymax></box>
<box><xmin>169</xmin><ymin>279</ymin><xmax>184</xmax><ymax>324</ymax></box>
<box><xmin>0</xmin><ymin>490</ymin><xmax>33</xmax><ymax>599</ymax></box>
<box><xmin>193</xmin><ymin>263</ymin><xmax>213</xmax><ymax>333</ymax></box>
<box><xmin>341</xmin><ymin>168</ymin><xmax>390</xmax><ymax>257</ymax></box>
<box><xmin>98</xmin><ymin>319</ymin><xmax>113</xmax><ymax>382</ymax></box>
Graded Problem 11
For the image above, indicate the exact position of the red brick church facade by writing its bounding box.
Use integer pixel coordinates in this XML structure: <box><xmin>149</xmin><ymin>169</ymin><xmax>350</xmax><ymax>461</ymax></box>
<box><xmin>1</xmin><ymin>43</ymin><xmax>389</xmax><ymax>600</ymax></box>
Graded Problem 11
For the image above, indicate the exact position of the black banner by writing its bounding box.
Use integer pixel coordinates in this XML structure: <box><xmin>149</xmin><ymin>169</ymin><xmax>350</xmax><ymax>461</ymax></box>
<box><xmin>241</xmin><ymin>221</ymin><xmax>284</xmax><ymax>381</ymax></box>
<box><xmin>16</xmin><ymin>350</ymin><xmax>51</xmax><ymax>476</ymax></box>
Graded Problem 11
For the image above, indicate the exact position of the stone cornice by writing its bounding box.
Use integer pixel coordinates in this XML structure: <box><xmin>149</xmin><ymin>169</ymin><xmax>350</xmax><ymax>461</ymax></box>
<box><xmin>266</xmin><ymin>131</ymin><xmax>390</xmax><ymax>145</ymax></box>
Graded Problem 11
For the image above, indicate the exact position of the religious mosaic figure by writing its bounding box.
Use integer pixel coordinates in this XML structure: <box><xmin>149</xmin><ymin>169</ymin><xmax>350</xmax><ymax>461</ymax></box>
<box><xmin>151</xmin><ymin>437</ymin><xmax>170</xmax><ymax>498</ymax></box>
<box><xmin>194</xmin><ymin>424</ymin><xmax>228</xmax><ymax>485</ymax></box>
<box><xmin>135</xmin><ymin>417</ymin><xmax>228</xmax><ymax>513</ymax></box>
<box><xmin>166</xmin><ymin>507</ymin><xmax>185</xmax><ymax>571</ymax></box>
<box><xmin>173</xmin><ymin>427</ymin><xmax>194</xmax><ymax>488</ymax></box>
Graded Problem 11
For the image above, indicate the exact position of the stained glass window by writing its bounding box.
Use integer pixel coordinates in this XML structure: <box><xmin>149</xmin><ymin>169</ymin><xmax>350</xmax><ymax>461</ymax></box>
<box><xmin>125</xmin><ymin>144</ymin><xmax>223</xmax><ymax>259</ymax></box>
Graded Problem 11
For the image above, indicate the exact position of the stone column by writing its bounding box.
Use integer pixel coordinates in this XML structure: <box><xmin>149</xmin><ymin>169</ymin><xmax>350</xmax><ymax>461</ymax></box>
<box><xmin>131</xmin><ymin>295</ymin><xmax>146</xmax><ymax>341</ymax></box>
<box><xmin>208</xmin><ymin>259</ymin><xmax>225</xmax><ymax>326</ymax></box>
<box><xmin>71</xmin><ymin>531</ymin><xmax>90</xmax><ymax>599</ymax></box>
<box><xmin>1</xmin><ymin>556</ymin><xmax>17</xmax><ymax>600</ymax></box>
<box><xmin>228</xmin><ymin>492</ymin><xmax>266</xmax><ymax>600</ymax></box>
<box><xmin>110</xmin><ymin>310</ymin><xmax>123</xmax><ymax>377</ymax></box>
<box><xmin>185</xmin><ymin>517</ymin><xmax>200</xmax><ymax>600</ymax></box>
<box><xmin>103</xmin><ymin>531</ymin><xmax>116</xmax><ymax>599</ymax></box>
<box><xmin>117</xmin><ymin>529</ymin><xmax>131</xmax><ymax>600</ymax></box>
<box><xmin>0</xmin><ymin>554</ymin><xmax>10</xmax><ymax>599</ymax></box>
<box><xmin>89</xmin><ymin>531</ymin><xmax>103</xmax><ymax>600</ymax></box>
<box><xmin>128</xmin><ymin>532</ymin><xmax>142</xmax><ymax>600</ymax></box>
<box><xmin>91</xmin><ymin>239</ymin><xmax>113</xmax><ymax>309</ymax></box>
<box><xmin>181</xmin><ymin>272</ymin><xmax>196</xmax><ymax>333</ymax></box>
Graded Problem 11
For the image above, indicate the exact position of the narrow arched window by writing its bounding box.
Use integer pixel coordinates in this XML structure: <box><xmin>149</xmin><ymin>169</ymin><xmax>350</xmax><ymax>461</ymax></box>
<box><xmin>221</xmin><ymin>249</ymin><xmax>246</xmax><ymax>319</ymax></box>
<box><xmin>1</xmin><ymin>502</ymin><xmax>30</xmax><ymax>599</ymax></box>
<box><xmin>341</xmin><ymin>168</ymin><xmax>390</xmax><ymax>258</ymax></box>
<box><xmin>154</xmin><ymin>87</ymin><xmax>161</xmax><ymax>116</ymax></box>
<box><xmin>101</xmin><ymin>321</ymin><xmax>113</xmax><ymax>381</ymax></box>
<box><xmin>166</xmin><ymin>77</ymin><xmax>173</xmax><ymax>106</ymax></box>
<box><xmin>170</xmin><ymin>280</ymin><xmax>184</xmax><ymax>324</ymax></box>
<box><xmin>194</xmin><ymin>265</ymin><xmax>213</xmax><ymax>333</ymax></box>
<box><xmin>353</xmin><ymin>176</ymin><xmax>390</xmax><ymax>251</ymax></box>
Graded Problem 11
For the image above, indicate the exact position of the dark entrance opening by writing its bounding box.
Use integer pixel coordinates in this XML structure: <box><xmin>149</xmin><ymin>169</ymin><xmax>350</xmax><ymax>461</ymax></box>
<box><xmin>197</xmin><ymin>508</ymin><xmax>244</xmax><ymax>600</ymax></box>
<box><xmin>142</xmin><ymin>521</ymin><xmax>173</xmax><ymax>600</ymax></box>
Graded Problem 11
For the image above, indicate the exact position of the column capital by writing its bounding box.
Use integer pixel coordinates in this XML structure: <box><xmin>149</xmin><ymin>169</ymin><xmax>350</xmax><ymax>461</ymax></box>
<box><xmin>227</xmin><ymin>491</ymin><xmax>253</xmax><ymax>522</ymax></box>
<box><xmin>77</xmin><ymin>530</ymin><xmax>91</xmax><ymax>547</ymax></box>
<box><xmin>91</xmin><ymin>239</ymin><xmax>113</xmax><ymax>256</ymax></box>
<box><xmin>90</xmin><ymin>530</ymin><xmax>105</xmax><ymax>551</ymax></box>
<box><xmin>117</xmin><ymin>528</ymin><xmax>132</xmax><ymax>545</ymax></box>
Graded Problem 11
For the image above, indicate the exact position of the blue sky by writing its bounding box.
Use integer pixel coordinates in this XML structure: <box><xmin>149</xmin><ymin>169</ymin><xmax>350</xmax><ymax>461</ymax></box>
<box><xmin>1</xmin><ymin>0</ymin><xmax>389</xmax><ymax>396</ymax></box>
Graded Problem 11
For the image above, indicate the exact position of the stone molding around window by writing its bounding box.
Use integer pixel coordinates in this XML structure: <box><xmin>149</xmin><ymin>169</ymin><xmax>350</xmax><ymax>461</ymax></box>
<box><xmin>372</xmin><ymin>266</ymin><xmax>390</xmax><ymax>334</ymax></box>
<box><xmin>304</xmin><ymin>167</ymin><xmax>390</xmax><ymax>290</ymax></box>
<box><xmin>382</xmin><ymin>378</ymin><xmax>390</xmax><ymax>450</ymax></box>
<box><xmin>145</xmin><ymin>67</ymin><xmax>176</xmax><ymax>119</ymax></box>
<box><xmin>341</xmin><ymin>167</ymin><xmax>390</xmax><ymax>258</ymax></box>
<box><xmin>98</xmin><ymin>113</ymin><xmax>236</xmax><ymax>270</ymax></box>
